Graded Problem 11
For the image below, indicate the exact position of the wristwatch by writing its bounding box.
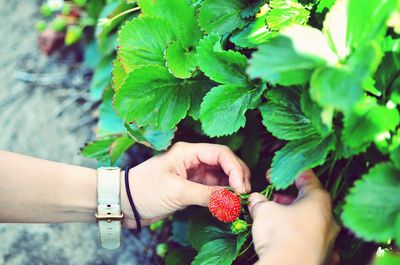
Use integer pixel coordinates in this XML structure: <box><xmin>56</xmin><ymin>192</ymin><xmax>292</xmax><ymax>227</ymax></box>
<box><xmin>95</xmin><ymin>167</ymin><xmax>124</xmax><ymax>249</ymax></box>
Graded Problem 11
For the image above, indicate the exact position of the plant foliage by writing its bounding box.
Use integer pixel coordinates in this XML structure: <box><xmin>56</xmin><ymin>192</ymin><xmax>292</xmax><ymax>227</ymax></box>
<box><xmin>81</xmin><ymin>0</ymin><xmax>400</xmax><ymax>263</ymax></box>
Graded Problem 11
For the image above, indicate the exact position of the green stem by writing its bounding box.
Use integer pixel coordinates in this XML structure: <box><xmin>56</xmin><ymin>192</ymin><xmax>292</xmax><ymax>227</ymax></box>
<box><xmin>100</xmin><ymin>6</ymin><xmax>140</xmax><ymax>25</ymax></box>
<box><xmin>260</xmin><ymin>184</ymin><xmax>274</xmax><ymax>200</ymax></box>
<box><xmin>238</xmin><ymin>230</ymin><xmax>253</xmax><ymax>256</ymax></box>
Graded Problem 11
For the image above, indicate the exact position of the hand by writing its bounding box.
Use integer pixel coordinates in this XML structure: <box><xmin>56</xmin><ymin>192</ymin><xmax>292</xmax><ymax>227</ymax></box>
<box><xmin>249</xmin><ymin>170</ymin><xmax>340</xmax><ymax>265</ymax></box>
<box><xmin>121</xmin><ymin>142</ymin><xmax>251</xmax><ymax>228</ymax></box>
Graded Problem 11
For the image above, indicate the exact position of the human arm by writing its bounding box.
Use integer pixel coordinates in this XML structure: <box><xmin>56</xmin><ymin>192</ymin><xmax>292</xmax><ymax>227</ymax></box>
<box><xmin>0</xmin><ymin>142</ymin><xmax>250</xmax><ymax>227</ymax></box>
<box><xmin>249</xmin><ymin>170</ymin><xmax>340</xmax><ymax>265</ymax></box>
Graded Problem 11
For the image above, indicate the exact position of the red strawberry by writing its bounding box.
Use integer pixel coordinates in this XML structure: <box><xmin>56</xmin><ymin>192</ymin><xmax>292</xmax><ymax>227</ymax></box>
<box><xmin>208</xmin><ymin>189</ymin><xmax>241</xmax><ymax>223</ymax></box>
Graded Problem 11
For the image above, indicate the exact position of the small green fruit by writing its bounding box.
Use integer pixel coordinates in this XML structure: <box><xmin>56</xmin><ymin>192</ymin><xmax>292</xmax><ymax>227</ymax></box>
<box><xmin>149</xmin><ymin>220</ymin><xmax>165</xmax><ymax>231</ymax></box>
<box><xmin>35</xmin><ymin>20</ymin><xmax>47</xmax><ymax>32</ymax></box>
<box><xmin>62</xmin><ymin>4</ymin><xmax>72</xmax><ymax>16</ymax></box>
<box><xmin>231</xmin><ymin>219</ymin><xmax>248</xmax><ymax>234</ymax></box>
<box><xmin>51</xmin><ymin>17</ymin><xmax>67</xmax><ymax>32</ymax></box>
<box><xmin>65</xmin><ymin>26</ymin><xmax>82</xmax><ymax>46</ymax></box>
<box><xmin>156</xmin><ymin>243</ymin><xmax>168</xmax><ymax>258</ymax></box>
<box><xmin>40</xmin><ymin>3</ymin><xmax>53</xmax><ymax>17</ymax></box>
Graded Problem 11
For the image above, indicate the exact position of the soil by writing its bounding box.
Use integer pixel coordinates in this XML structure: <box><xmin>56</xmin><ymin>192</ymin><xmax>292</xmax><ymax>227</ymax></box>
<box><xmin>0</xmin><ymin>1</ymin><xmax>156</xmax><ymax>264</ymax></box>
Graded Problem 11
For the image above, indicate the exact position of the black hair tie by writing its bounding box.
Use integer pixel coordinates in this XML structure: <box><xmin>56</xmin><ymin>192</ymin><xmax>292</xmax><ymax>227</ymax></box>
<box><xmin>124</xmin><ymin>167</ymin><xmax>142</xmax><ymax>232</ymax></box>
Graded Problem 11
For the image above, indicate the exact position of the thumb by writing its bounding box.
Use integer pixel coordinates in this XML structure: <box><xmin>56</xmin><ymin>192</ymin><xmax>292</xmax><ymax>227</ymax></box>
<box><xmin>181</xmin><ymin>180</ymin><xmax>222</xmax><ymax>207</ymax></box>
<box><xmin>248</xmin><ymin>192</ymin><xmax>268</xmax><ymax>218</ymax></box>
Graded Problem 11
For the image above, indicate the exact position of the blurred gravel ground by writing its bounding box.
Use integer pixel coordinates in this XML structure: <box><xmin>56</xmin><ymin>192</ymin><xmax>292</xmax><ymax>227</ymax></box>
<box><xmin>0</xmin><ymin>1</ymin><xmax>155</xmax><ymax>264</ymax></box>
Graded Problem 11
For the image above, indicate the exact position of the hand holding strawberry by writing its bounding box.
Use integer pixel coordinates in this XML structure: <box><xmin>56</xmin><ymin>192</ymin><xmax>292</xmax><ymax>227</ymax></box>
<box><xmin>249</xmin><ymin>170</ymin><xmax>340</xmax><ymax>265</ymax></box>
<box><xmin>121</xmin><ymin>142</ymin><xmax>251</xmax><ymax>229</ymax></box>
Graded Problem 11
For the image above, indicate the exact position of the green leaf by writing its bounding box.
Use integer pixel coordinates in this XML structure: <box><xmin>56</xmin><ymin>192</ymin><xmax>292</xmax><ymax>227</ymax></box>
<box><xmin>323</xmin><ymin>0</ymin><xmax>397</xmax><ymax>58</ymax></box>
<box><xmin>310</xmin><ymin>66</ymin><xmax>363</xmax><ymax>112</ymax></box>
<box><xmin>197</xmin><ymin>33</ymin><xmax>248</xmax><ymax>85</ymax></box>
<box><xmin>230</xmin><ymin>9</ymin><xmax>277</xmax><ymax>48</ymax></box>
<box><xmin>198</xmin><ymin>0</ymin><xmax>247</xmax><ymax>35</ymax></box>
<box><xmin>376</xmin><ymin>252</ymin><xmax>400</xmax><ymax>265</ymax></box>
<box><xmin>240</xmin><ymin>136</ymin><xmax>261</xmax><ymax>167</ymax></box>
<box><xmin>347</xmin><ymin>0</ymin><xmax>397</xmax><ymax>49</ymax></box>
<box><xmin>342</xmin><ymin>163</ymin><xmax>400</xmax><ymax>243</ymax></box>
<box><xmin>97</xmin><ymin>87</ymin><xmax>125</xmax><ymax>137</ymax></box>
<box><xmin>81</xmin><ymin>138</ymin><xmax>115</xmax><ymax>165</ymax></box>
<box><xmin>266</xmin><ymin>0</ymin><xmax>310</xmax><ymax>31</ymax></box>
<box><xmin>125</xmin><ymin>123</ymin><xmax>175</xmax><ymax>151</ymax></box>
<box><xmin>81</xmin><ymin>135</ymin><xmax>133</xmax><ymax>166</ymax></box>
<box><xmin>396</xmin><ymin>214</ymin><xmax>400</xmax><ymax>246</ymax></box>
<box><xmin>114</xmin><ymin>65</ymin><xmax>190</xmax><ymax>130</ymax></box>
<box><xmin>230</xmin><ymin>22</ymin><xmax>277</xmax><ymax>49</ymax></box>
<box><xmin>188</xmin><ymin>210</ymin><xmax>234</xmax><ymax>251</ymax></box>
<box><xmin>390</xmin><ymin>147</ymin><xmax>400</xmax><ymax>169</ymax></box>
<box><xmin>89</xmin><ymin>55</ymin><xmax>113</xmax><ymax>100</ymax></box>
<box><xmin>172</xmin><ymin>220</ymin><xmax>190</xmax><ymax>247</ymax></box>
<box><xmin>191</xmin><ymin>238</ymin><xmax>238</xmax><ymax>265</ymax></box>
<box><xmin>138</xmin><ymin>0</ymin><xmax>202</xmax><ymax>48</ymax></box>
<box><xmin>374</xmin><ymin>48</ymin><xmax>400</xmax><ymax>94</ymax></box>
<box><xmin>165</xmin><ymin>248</ymin><xmax>196</xmax><ymax>265</ymax></box>
<box><xmin>342</xmin><ymin>97</ymin><xmax>400</xmax><ymax>150</ymax></box>
<box><xmin>188</xmin><ymin>76</ymin><xmax>214</xmax><ymax>120</ymax></box>
<box><xmin>260</xmin><ymin>87</ymin><xmax>319</xmax><ymax>141</ymax></box>
<box><xmin>200</xmin><ymin>85</ymin><xmax>262</xmax><ymax>137</ymax></box>
<box><xmin>118</xmin><ymin>16</ymin><xmax>175</xmax><ymax>72</ymax></box>
<box><xmin>247</xmin><ymin>25</ymin><xmax>338</xmax><ymax>86</ymax></box>
<box><xmin>165</xmin><ymin>40</ymin><xmax>197</xmax><ymax>79</ymax></box>
<box><xmin>322</xmin><ymin>0</ymin><xmax>348</xmax><ymax>59</ymax></box>
<box><xmin>316</xmin><ymin>0</ymin><xmax>335</xmax><ymax>14</ymax></box>
<box><xmin>347</xmin><ymin>42</ymin><xmax>383</xmax><ymax>81</ymax></box>
<box><xmin>111</xmin><ymin>59</ymin><xmax>126</xmax><ymax>92</ymax></box>
<box><xmin>109</xmin><ymin>136</ymin><xmax>135</xmax><ymax>165</ymax></box>
<box><xmin>271</xmin><ymin>134</ymin><xmax>335</xmax><ymax>189</ymax></box>
<box><xmin>300</xmin><ymin>89</ymin><xmax>332</xmax><ymax>137</ymax></box>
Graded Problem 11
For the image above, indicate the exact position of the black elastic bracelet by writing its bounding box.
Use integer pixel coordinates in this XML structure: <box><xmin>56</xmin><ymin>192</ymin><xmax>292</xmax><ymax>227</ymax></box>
<box><xmin>124</xmin><ymin>167</ymin><xmax>142</xmax><ymax>232</ymax></box>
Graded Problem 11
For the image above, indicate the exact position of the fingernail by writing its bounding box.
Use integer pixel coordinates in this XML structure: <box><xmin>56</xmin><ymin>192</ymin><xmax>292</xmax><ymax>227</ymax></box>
<box><xmin>249</xmin><ymin>193</ymin><xmax>265</xmax><ymax>206</ymax></box>
<box><xmin>266</xmin><ymin>169</ymin><xmax>272</xmax><ymax>181</ymax></box>
<box><xmin>297</xmin><ymin>171</ymin><xmax>312</xmax><ymax>185</ymax></box>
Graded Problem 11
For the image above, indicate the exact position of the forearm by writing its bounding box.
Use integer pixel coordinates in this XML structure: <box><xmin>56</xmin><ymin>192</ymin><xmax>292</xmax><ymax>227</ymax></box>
<box><xmin>0</xmin><ymin>150</ymin><xmax>97</xmax><ymax>223</ymax></box>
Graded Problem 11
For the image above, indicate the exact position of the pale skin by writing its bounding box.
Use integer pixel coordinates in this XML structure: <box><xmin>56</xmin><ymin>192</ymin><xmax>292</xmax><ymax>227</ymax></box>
<box><xmin>0</xmin><ymin>142</ymin><xmax>339</xmax><ymax>264</ymax></box>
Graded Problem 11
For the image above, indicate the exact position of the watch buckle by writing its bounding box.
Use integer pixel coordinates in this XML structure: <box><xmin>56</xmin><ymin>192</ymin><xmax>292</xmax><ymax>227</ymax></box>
<box><xmin>95</xmin><ymin>213</ymin><xmax>124</xmax><ymax>223</ymax></box>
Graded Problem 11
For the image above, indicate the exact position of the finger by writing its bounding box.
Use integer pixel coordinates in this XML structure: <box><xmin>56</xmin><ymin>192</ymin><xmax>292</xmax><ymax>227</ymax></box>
<box><xmin>237</xmin><ymin>158</ymin><xmax>251</xmax><ymax>193</ymax></box>
<box><xmin>184</xmin><ymin>143</ymin><xmax>247</xmax><ymax>193</ymax></box>
<box><xmin>265</xmin><ymin>168</ymin><xmax>271</xmax><ymax>181</ymax></box>
<box><xmin>329</xmin><ymin>249</ymin><xmax>340</xmax><ymax>265</ymax></box>
<box><xmin>272</xmin><ymin>193</ymin><xmax>295</xmax><ymax>205</ymax></box>
<box><xmin>248</xmin><ymin>192</ymin><xmax>268</xmax><ymax>218</ymax></box>
<box><xmin>181</xmin><ymin>180</ymin><xmax>221</xmax><ymax>207</ymax></box>
<box><xmin>295</xmin><ymin>170</ymin><xmax>323</xmax><ymax>198</ymax></box>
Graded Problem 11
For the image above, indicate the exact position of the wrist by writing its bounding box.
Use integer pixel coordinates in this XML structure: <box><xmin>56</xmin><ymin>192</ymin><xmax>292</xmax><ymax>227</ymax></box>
<box><xmin>120</xmin><ymin>170</ymin><xmax>137</xmax><ymax>228</ymax></box>
<box><xmin>59</xmin><ymin>167</ymin><xmax>97</xmax><ymax>223</ymax></box>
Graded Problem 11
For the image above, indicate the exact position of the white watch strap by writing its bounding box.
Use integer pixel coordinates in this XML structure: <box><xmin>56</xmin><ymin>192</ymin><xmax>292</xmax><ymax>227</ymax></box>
<box><xmin>96</xmin><ymin>167</ymin><xmax>123</xmax><ymax>249</ymax></box>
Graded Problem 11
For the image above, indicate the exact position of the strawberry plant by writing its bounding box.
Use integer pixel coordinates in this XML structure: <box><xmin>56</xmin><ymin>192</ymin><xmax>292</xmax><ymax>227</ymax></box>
<box><xmin>81</xmin><ymin>0</ymin><xmax>400</xmax><ymax>263</ymax></box>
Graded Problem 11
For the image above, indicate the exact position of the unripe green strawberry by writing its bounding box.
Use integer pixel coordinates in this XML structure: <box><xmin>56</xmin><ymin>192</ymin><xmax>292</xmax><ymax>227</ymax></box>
<box><xmin>65</xmin><ymin>26</ymin><xmax>82</xmax><ymax>46</ymax></box>
<box><xmin>35</xmin><ymin>20</ymin><xmax>47</xmax><ymax>32</ymax></box>
<box><xmin>149</xmin><ymin>220</ymin><xmax>165</xmax><ymax>231</ymax></box>
<box><xmin>61</xmin><ymin>4</ymin><xmax>72</xmax><ymax>16</ymax></box>
<box><xmin>156</xmin><ymin>243</ymin><xmax>168</xmax><ymax>257</ymax></box>
<box><xmin>40</xmin><ymin>3</ymin><xmax>53</xmax><ymax>17</ymax></box>
<box><xmin>51</xmin><ymin>17</ymin><xmax>67</xmax><ymax>32</ymax></box>
<box><xmin>231</xmin><ymin>219</ymin><xmax>248</xmax><ymax>234</ymax></box>
<box><xmin>209</xmin><ymin>189</ymin><xmax>241</xmax><ymax>223</ymax></box>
